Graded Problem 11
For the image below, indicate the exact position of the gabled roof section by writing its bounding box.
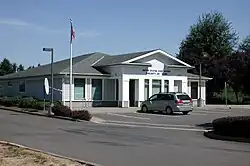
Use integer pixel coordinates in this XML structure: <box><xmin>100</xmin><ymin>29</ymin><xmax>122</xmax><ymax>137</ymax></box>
<box><xmin>61</xmin><ymin>52</ymin><xmax>110</xmax><ymax>75</ymax></box>
<box><xmin>123</xmin><ymin>49</ymin><xmax>192</xmax><ymax>67</ymax></box>
<box><xmin>93</xmin><ymin>50</ymin><xmax>156</xmax><ymax>67</ymax></box>
<box><xmin>0</xmin><ymin>52</ymin><xmax>102</xmax><ymax>80</ymax></box>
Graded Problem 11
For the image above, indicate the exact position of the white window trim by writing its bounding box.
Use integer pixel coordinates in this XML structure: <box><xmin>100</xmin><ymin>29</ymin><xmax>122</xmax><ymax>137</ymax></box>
<box><xmin>122</xmin><ymin>49</ymin><xmax>192</xmax><ymax>67</ymax></box>
<box><xmin>74</xmin><ymin>78</ymin><xmax>86</xmax><ymax>101</ymax></box>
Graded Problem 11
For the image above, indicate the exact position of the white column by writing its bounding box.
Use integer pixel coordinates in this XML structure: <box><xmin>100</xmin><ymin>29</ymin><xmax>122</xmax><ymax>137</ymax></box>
<box><xmin>114</xmin><ymin>79</ymin><xmax>117</xmax><ymax>100</ymax></box>
<box><xmin>149</xmin><ymin>79</ymin><xmax>152</xmax><ymax>97</ymax></box>
<box><xmin>182</xmin><ymin>77</ymin><xmax>188</xmax><ymax>93</ymax></box>
<box><xmin>202</xmin><ymin>80</ymin><xmax>206</xmax><ymax>103</ymax></box>
<box><xmin>161</xmin><ymin>79</ymin><xmax>164</xmax><ymax>92</ymax></box>
<box><xmin>169</xmin><ymin>79</ymin><xmax>174</xmax><ymax>92</ymax></box>
<box><xmin>138</xmin><ymin>78</ymin><xmax>144</xmax><ymax>106</ymax></box>
<box><xmin>122</xmin><ymin>77</ymin><xmax>129</xmax><ymax>107</ymax></box>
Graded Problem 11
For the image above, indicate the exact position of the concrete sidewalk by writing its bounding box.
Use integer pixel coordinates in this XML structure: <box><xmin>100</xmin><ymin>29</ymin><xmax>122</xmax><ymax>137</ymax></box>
<box><xmin>87</xmin><ymin>107</ymin><xmax>138</xmax><ymax>114</ymax></box>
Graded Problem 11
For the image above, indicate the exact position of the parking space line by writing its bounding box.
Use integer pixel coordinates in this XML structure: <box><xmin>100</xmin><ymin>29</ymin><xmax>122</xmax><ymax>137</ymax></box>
<box><xmin>105</xmin><ymin>120</ymin><xmax>197</xmax><ymax>128</ymax></box>
<box><xmin>189</xmin><ymin>113</ymin><xmax>209</xmax><ymax>116</ymax></box>
<box><xmin>101</xmin><ymin>122</ymin><xmax>207</xmax><ymax>132</ymax></box>
<box><xmin>134</xmin><ymin>112</ymin><xmax>182</xmax><ymax>118</ymax></box>
<box><xmin>106</xmin><ymin>113</ymin><xmax>150</xmax><ymax>120</ymax></box>
<box><xmin>194</xmin><ymin>110</ymin><xmax>231</xmax><ymax>114</ymax></box>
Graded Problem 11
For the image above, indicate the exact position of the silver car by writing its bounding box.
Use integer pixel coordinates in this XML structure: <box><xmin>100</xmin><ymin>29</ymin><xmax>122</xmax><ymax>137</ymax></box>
<box><xmin>140</xmin><ymin>92</ymin><xmax>193</xmax><ymax>115</ymax></box>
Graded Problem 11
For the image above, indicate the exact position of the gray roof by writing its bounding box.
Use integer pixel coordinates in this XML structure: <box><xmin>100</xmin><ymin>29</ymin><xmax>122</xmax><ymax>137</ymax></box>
<box><xmin>0</xmin><ymin>52</ymin><xmax>108</xmax><ymax>80</ymax></box>
<box><xmin>165</xmin><ymin>69</ymin><xmax>211</xmax><ymax>80</ymax></box>
<box><xmin>93</xmin><ymin>50</ymin><xmax>156</xmax><ymax>66</ymax></box>
<box><xmin>0</xmin><ymin>49</ymin><xmax>210</xmax><ymax>80</ymax></box>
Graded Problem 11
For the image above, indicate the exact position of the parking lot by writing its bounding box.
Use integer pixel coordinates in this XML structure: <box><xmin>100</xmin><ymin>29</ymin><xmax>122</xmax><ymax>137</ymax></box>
<box><xmin>0</xmin><ymin>107</ymin><xmax>249</xmax><ymax>166</ymax></box>
<box><xmin>93</xmin><ymin>107</ymin><xmax>250</xmax><ymax>132</ymax></box>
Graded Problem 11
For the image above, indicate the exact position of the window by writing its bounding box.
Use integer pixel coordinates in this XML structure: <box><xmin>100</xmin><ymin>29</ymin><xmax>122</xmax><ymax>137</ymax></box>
<box><xmin>92</xmin><ymin>79</ymin><xmax>102</xmax><ymax>100</ymax></box>
<box><xmin>152</xmin><ymin>80</ymin><xmax>161</xmax><ymax>95</ymax></box>
<box><xmin>8</xmin><ymin>81</ymin><xmax>12</xmax><ymax>87</ymax></box>
<box><xmin>164</xmin><ymin>80</ymin><xmax>169</xmax><ymax>92</ymax></box>
<box><xmin>19</xmin><ymin>81</ymin><xmax>25</xmax><ymax>93</ymax></box>
<box><xmin>159</xmin><ymin>94</ymin><xmax>174</xmax><ymax>100</ymax></box>
<box><xmin>149</xmin><ymin>94</ymin><xmax>158</xmax><ymax>101</ymax></box>
<box><xmin>191</xmin><ymin>82</ymin><xmax>198</xmax><ymax>99</ymax></box>
<box><xmin>174</xmin><ymin>80</ymin><xmax>182</xmax><ymax>92</ymax></box>
<box><xmin>144</xmin><ymin>79</ymin><xmax>149</xmax><ymax>100</ymax></box>
<box><xmin>177</xmin><ymin>94</ymin><xmax>191</xmax><ymax>100</ymax></box>
<box><xmin>74</xmin><ymin>78</ymin><xmax>85</xmax><ymax>100</ymax></box>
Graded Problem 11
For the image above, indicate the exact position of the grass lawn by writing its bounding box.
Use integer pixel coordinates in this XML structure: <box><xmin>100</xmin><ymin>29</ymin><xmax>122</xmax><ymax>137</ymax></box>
<box><xmin>0</xmin><ymin>143</ymin><xmax>86</xmax><ymax>166</ymax></box>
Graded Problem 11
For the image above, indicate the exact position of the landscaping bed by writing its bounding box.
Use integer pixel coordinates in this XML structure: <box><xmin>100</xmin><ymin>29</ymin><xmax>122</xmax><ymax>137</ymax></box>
<box><xmin>52</xmin><ymin>101</ymin><xmax>92</xmax><ymax>121</ymax></box>
<box><xmin>0</xmin><ymin>143</ymin><xmax>87</xmax><ymax>166</ymax></box>
<box><xmin>0</xmin><ymin>96</ymin><xmax>92</xmax><ymax>121</ymax></box>
<box><xmin>205</xmin><ymin>116</ymin><xmax>250</xmax><ymax>143</ymax></box>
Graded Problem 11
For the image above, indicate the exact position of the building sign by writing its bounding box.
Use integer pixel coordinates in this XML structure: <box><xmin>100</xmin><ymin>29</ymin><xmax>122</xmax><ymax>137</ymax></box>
<box><xmin>142</xmin><ymin>69</ymin><xmax>170</xmax><ymax>76</ymax></box>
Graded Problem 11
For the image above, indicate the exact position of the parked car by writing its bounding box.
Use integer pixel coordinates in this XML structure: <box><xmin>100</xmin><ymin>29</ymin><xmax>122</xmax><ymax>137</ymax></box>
<box><xmin>140</xmin><ymin>92</ymin><xmax>193</xmax><ymax>115</ymax></box>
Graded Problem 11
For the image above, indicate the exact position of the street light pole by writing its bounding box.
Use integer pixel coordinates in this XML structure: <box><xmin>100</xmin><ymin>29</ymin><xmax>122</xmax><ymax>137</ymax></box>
<box><xmin>51</xmin><ymin>49</ymin><xmax>54</xmax><ymax>114</ymax></box>
<box><xmin>43</xmin><ymin>48</ymin><xmax>54</xmax><ymax>115</ymax></box>
<box><xmin>197</xmin><ymin>52</ymin><xmax>208</xmax><ymax>107</ymax></box>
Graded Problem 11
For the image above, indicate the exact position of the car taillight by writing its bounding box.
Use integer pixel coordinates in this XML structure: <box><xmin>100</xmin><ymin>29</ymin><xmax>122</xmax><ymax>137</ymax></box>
<box><xmin>175</xmin><ymin>99</ymin><xmax>183</xmax><ymax>104</ymax></box>
<box><xmin>190</xmin><ymin>98</ymin><xmax>193</xmax><ymax>103</ymax></box>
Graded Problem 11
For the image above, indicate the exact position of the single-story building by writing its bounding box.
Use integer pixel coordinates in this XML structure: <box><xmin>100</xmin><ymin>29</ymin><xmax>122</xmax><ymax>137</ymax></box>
<box><xmin>0</xmin><ymin>49</ymin><xmax>211</xmax><ymax>109</ymax></box>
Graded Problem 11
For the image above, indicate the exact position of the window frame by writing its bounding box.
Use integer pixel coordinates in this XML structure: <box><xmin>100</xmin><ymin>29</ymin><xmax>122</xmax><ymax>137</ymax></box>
<box><xmin>92</xmin><ymin>79</ymin><xmax>103</xmax><ymax>100</ymax></box>
<box><xmin>190</xmin><ymin>82</ymin><xmax>198</xmax><ymax>99</ymax></box>
<box><xmin>144</xmin><ymin>79</ymin><xmax>149</xmax><ymax>100</ymax></box>
<box><xmin>74</xmin><ymin>78</ymin><xmax>86</xmax><ymax>100</ymax></box>
<box><xmin>152</xmin><ymin>79</ymin><xmax>162</xmax><ymax>95</ymax></box>
<box><xmin>19</xmin><ymin>80</ymin><xmax>26</xmax><ymax>93</ymax></box>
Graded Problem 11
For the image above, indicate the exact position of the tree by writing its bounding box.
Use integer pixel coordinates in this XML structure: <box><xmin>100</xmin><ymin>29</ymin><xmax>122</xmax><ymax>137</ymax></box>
<box><xmin>225</xmin><ymin>52</ymin><xmax>247</xmax><ymax>103</ymax></box>
<box><xmin>17</xmin><ymin>64</ymin><xmax>24</xmax><ymax>71</ymax></box>
<box><xmin>38</xmin><ymin>63</ymin><xmax>41</xmax><ymax>67</ymax></box>
<box><xmin>27</xmin><ymin>66</ymin><xmax>35</xmax><ymax>70</ymax></box>
<box><xmin>12</xmin><ymin>63</ymin><xmax>17</xmax><ymax>73</ymax></box>
<box><xmin>0</xmin><ymin>58</ymin><xmax>13</xmax><ymax>76</ymax></box>
<box><xmin>177</xmin><ymin>11</ymin><xmax>239</xmax><ymax>98</ymax></box>
<box><xmin>239</xmin><ymin>35</ymin><xmax>250</xmax><ymax>53</ymax></box>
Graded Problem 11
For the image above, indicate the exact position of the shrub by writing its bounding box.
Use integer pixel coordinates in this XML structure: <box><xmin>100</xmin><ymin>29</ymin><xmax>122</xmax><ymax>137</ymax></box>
<box><xmin>0</xmin><ymin>96</ymin><xmax>19</xmax><ymax>107</ymax></box>
<box><xmin>52</xmin><ymin>104</ymin><xmax>71</xmax><ymax>117</ymax></box>
<box><xmin>213</xmin><ymin>116</ymin><xmax>250</xmax><ymax>138</ymax></box>
<box><xmin>71</xmin><ymin>110</ymin><xmax>92</xmax><ymax>121</ymax></box>
<box><xmin>18</xmin><ymin>98</ymin><xmax>43</xmax><ymax>110</ymax></box>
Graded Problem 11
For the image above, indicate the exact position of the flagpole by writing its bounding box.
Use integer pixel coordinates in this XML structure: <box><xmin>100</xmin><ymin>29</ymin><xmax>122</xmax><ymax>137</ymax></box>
<box><xmin>69</xmin><ymin>19</ymin><xmax>73</xmax><ymax>110</ymax></box>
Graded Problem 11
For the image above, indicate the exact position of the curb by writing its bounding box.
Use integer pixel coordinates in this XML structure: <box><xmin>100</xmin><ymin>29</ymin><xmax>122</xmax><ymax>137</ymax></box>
<box><xmin>204</xmin><ymin>130</ymin><xmax>250</xmax><ymax>143</ymax></box>
<box><xmin>0</xmin><ymin>106</ymin><xmax>81</xmax><ymax>122</ymax></box>
<box><xmin>0</xmin><ymin>141</ymin><xmax>102</xmax><ymax>166</ymax></box>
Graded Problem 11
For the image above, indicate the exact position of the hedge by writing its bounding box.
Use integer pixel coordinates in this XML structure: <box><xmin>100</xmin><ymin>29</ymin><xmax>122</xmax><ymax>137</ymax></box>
<box><xmin>0</xmin><ymin>96</ymin><xmax>45</xmax><ymax>110</ymax></box>
<box><xmin>52</xmin><ymin>102</ymin><xmax>92</xmax><ymax>121</ymax></box>
<box><xmin>213</xmin><ymin>116</ymin><xmax>250</xmax><ymax>138</ymax></box>
<box><xmin>0</xmin><ymin>96</ymin><xmax>92</xmax><ymax>121</ymax></box>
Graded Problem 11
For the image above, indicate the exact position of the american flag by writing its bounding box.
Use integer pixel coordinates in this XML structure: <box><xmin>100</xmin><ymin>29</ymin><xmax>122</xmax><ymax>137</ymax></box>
<box><xmin>70</xmin><ymin>19</ymin><xmax>75</xmax><ymax>42</ymax></box>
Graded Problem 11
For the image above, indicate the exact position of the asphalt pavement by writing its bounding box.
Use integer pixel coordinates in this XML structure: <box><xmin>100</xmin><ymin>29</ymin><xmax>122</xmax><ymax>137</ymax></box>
<box><xmin>0</xmin><ymin>108</ymin><xmax>250</xmax><ymax>166</ymax></box>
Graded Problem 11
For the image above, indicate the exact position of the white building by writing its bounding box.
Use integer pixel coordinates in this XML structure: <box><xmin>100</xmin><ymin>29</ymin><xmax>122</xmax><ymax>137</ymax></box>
<box><xmin>0</xmin><ymin>49</ymin><xmax>211</xmax><ymax>109</ymax></box>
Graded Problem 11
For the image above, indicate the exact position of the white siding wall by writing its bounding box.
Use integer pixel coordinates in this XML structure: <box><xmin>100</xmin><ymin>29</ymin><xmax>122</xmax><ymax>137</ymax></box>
<box><xmin>117</xmin><ymin>58</ymin><xmax>190</xmax><ymax>107</ymax></box>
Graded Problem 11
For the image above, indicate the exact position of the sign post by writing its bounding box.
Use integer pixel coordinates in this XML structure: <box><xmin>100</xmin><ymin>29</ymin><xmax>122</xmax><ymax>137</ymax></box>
<box><xmin>44</xmin><ymin>78</ymin><xmax>50</xmax><ymax>115</ymax></box>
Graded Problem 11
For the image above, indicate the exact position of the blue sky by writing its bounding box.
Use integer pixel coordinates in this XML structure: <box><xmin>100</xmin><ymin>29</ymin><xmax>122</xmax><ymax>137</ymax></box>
<box><xmin>0</xmin><ymin>0</ymin><xmax>249</xmax><ymax>67</ymax></box>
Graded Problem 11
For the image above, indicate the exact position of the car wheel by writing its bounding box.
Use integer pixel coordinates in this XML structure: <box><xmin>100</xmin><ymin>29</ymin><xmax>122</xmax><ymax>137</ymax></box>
<box><xmin>165</xmin><ymin>107</ymin><xmax>173</xmax><ymax>115</ymax></box>
<box><xmin>182</xmin><ymin>111</ymin><xmax>189</xmax><ymax>115</ymax></box>
<box><xmin>141</xmin><ymin>105</ymin><xmax>148</xmax><ymax>113</ymax></box>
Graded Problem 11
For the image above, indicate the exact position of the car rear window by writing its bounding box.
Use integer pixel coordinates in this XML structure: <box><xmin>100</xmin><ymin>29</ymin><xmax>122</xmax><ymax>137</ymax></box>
<box><xmin>177</xmin><ymin>95</ymin><xmax>191</xmax><ymax>100</ymax></box>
